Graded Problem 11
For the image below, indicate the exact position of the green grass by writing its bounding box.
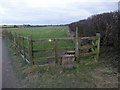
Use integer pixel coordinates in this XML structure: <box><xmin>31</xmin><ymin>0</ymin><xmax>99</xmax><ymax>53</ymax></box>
<box><xmin>5</xmin><ymin>26</ymin><xmax>69</xmax><ymax>39</ymax></box>
<box><xmin>3</xmin><ymin>26</ymin><xmax>100</xmax><ymax>88</ymax></box>
<box><xmin>103</xmin><ymin>72</ymin><xmax>110</xmax><ymax>75</ymax></box>
<box><xmin>7</xmin><ymin>44</ymin><xmax>97</xmax><ymax>88</ymax></box>
<box><xmin>5</xmin><ymin>26</ymin><xmax>75</xmax><ymax>62</ymax></box>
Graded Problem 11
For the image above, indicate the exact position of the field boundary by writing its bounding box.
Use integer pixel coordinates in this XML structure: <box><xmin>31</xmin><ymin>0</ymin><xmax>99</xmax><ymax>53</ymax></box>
<box><xmin>2</xmin><ymin>27</ymin><xmax>100</xmax><ymax>66</ymax></box>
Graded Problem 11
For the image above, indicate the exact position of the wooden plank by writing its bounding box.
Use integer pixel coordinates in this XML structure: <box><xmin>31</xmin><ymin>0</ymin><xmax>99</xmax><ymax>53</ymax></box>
<box><xmin>79</xmin><ymin>36</ymin><xmax>96</xmax><ymax>40</ymax></box>
<box><xmin>55</xmin><ymin>38</ymin><xmax>73</xmax><ymax>41</ymax></box>
<box><xmin>32</xmin><ymin>48</ymin><xmax>54</xmax><ymax>53</ymax></box>
<box><xmin>61</xmin><ymin>55</ymin><xmax>75</xmax><ymax>58</ymax></box>
<box><xmin>59</xmin><ymin>47</ymin><xmax>75</xmax><ymax>50</ymax></box>
<box><xmin>65</xmin><ymin>51</ymin><xmax>75</xmax><ymax>54</ymax></box>
<box><xmin>32</xmin><ymin>38</ymin><xmax>73</xmax><ymax>42</ymax></box>
<box><xmin>32</xmin><ymin>39</ymin><xmax>54</xmax><ymax>42</ymax></box>
<box><xmin>79</xmin><ymin>45</ymin><xmax>94</xmax><ymax>49</ymax></box>
<box><xmin>80</xmin><ymin>51</ymin><xmax>97</xmax><ymax>57</ymax></box>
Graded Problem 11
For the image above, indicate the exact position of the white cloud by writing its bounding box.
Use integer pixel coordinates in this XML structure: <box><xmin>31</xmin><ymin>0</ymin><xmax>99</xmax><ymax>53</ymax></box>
<box><xmin>0</xmin><ymin>0</ymin><xmax>119</xmax><ymax>25</ymax></box>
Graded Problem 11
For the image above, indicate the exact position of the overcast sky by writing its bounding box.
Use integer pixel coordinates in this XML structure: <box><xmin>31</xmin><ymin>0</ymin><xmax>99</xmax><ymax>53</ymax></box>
<box><xmin>0</xmin><ymin>0</ymin><xmax>119</xmax><ymax>25</ymax></box>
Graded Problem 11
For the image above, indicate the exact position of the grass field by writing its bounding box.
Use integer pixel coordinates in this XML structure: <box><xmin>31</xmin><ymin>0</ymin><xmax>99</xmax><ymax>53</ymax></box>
<box><xmin>5</xmin><ymin>26</ymin><xmax>75</xmax><ymax>57</ymax></box>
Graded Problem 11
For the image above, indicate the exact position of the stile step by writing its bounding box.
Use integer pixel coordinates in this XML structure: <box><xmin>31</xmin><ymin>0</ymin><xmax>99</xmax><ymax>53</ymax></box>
<box><xmin>65</xmin><ymin>51</ymin><xmax>75</xmax><ymax>54</ymax></box>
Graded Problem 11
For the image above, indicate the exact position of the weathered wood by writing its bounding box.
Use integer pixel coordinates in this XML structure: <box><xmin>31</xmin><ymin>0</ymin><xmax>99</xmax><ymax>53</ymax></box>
<box><xmin>19</xmin><ymin>35</ymin><xmax>22</xmax><ymax>54</ymax></box>
<box><xmin>79</xmin><ymin>45</ymin><xmax>94</xmax><ymax>49</ymax></box>
<box><xmin>55</xmin><ymin>38</ymin><xmax>74</xmax><ymax>41</ymax></box>
<box><xmin>32</xmin><ymin>38</ymin><xmax>73</xmax><ymax>42</ymax></box>
<box><xmin>28</xmin><ymin>36</ymin><xmax>34</xmax><ymax>64</ymax></box>
<box><xmin>75</xmin><ymin>27</ymin><xmax>79</xmax><ymax>62</ymax></box>
<box><xmin>79</xmin><ymin>51</ymin><xmax>97</xmax><ymax>57</ymax></box>
<box><xmin>96</xmin><ymin>33</ymin><xmax>100</xmax><ymax>61</ymax></box>
<box><xmin>65</xmin><ymin>51</ymin><xmax>75</xmax><ymax>54</ymax></box>
<box><xmin>60</xmin><ymin>54</ymin><xmax>75</xmax><ymax>68</ymax></box>
<box><xmin>54</xmin><ymin>39</ymin><xmax>58</xmax><ymax>63</ymax></box>
<box><xmin>18</xmin><ymin>34</ymin><xmax>21</xmax><ymax>54</ymax></box>
<box><xmin>59</xmin><ymin>47</ymin><xmax>75</xmax><ymax>50</ymax></box>
<box><xmin>79</xmin><ymin>36</ymin><xmax>96</xmax><ymax>40</ymax></box>
<box><xmin>21</xmin><ymin>36</ymin><xmax>26</xmax><ymax>60</ymax></box>
<box><xmin>61</xmin><ymin>54</ymin><xmax>75</xmax><ymax>57</ymax></box>
<box><xmin>32</xmin><ymin>39</ymin><xmax>54</xmax><ymax>42</ymax></box>
<box><xmin>32</xmin><ymin>48</ymin><xmax>54</xmax><ymax>53</ymax></box>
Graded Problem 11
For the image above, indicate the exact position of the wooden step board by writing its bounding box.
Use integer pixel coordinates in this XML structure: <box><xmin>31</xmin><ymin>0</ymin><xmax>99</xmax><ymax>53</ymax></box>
<box><xmin>60</xmin><ymin>54</ymin><xmax>75</xmax><ymax>68</ymax></box>
<box><xmin>65</xmin><ymin>51</ymin><xmax>75</xmax><ymax>54</ymax></box>
<box><xmin>62</xmin><ymin>54</ymin><xmax>75</xmax><ymax>57</ymax></box>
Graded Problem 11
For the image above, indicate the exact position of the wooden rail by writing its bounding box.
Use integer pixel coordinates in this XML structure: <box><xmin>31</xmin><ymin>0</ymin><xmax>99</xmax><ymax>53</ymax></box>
<box><xmin>2</xmin><ymin>28</ymin><xmax>100</xmax><ymax>65</ymax></box>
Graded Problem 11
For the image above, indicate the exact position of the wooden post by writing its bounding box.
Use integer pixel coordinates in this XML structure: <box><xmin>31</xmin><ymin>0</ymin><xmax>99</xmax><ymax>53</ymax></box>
<box><xmin>18</xmin><ymin>34</ymin><xmax>21</xmax><ymax>54</ymax></box>
<box><xmin>54</xmin><ymin>38</ymin><xmax>58</xmax><ymax>63</ymax></box>
<box><xmin>28</xmin><ymin>36</ymin><xmax>34</xmax><ymax>65</ymax></box>
<box><xmin>14</xmin><ymin>33</ymin><xmax>17</xmax><ymax>49</ymax></box>
<box><xmin>22</xmin><ymin>37</ymin><xmax>26</xmax><ymax>59</ymax></box>
<box><xmin>96</xmin><ymin>33</ymin><xmax>100</xmax><ymax>61</ymax></box>
<box><xmin>19</xmin><ymin>35</ymin><xmax>22</xmax><ymax>54</ymax></box>
<box><xmin>21</xmin><ymin>36</ymin><xmax>24</xmax><ymax>56</ymax></box>
<box><xmin>16</xmin><ymin>34</ymin><xmax>18</xmax><ymax>50</ymax></box>
<box><xmin>75</xmin><ymin>27</ymin><xmax>79</xmax><ymax>62</ymax></box>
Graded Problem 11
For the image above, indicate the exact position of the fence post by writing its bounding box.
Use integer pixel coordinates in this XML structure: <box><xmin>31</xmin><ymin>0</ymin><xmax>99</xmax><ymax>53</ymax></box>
<box><xmin>28</xmin><ymin>36</ymin><xmax>34</xmax><ymax>65</ymax></box>
<box><xmin>16</xmin><ymin>34</ymin><xmax>18</xmax><ymax>50</ymax></box>
<box><xmin>96</xmin><ymin>33</ymin><xmax>100</xmax><ymax>61</ymax></box>
<box><xmin>54</xmin><ymin>38</ymin><xmax>58</xmax><ymax>63</ymax></box>
<box><xmin>19</xmin><ymin>35</ymin><xmax>22</xmax><ymax>54</ymax></box>
<box><xmin>14</xmin><ymin>33</ymin><xmax>17</xmax><ymax>49</ymax></box>
<box><xmin>21</xmin><ymin>36</ymin><xmax>24</xmax><ymax>56</ymax></box>
<box><xmin>18</xmin><ymin>34</ymin><xmax>21</xmax><ymax>54</ymax></box>
<box><xmin>22</xmin><ymin>37</ymin><xmax>27</xmax><ymax>61</ymax></box>
<box><xmin>75</xmin><ymin>27</ymin><xmax>79</xmax><ymax>62</ymax></box>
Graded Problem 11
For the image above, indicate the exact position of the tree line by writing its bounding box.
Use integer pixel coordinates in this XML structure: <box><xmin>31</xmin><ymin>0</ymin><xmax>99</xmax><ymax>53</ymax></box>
<box><xmin>68</xmin><ymin>11</ymin><xmax>120</xmax><ymax>48</ymax></box>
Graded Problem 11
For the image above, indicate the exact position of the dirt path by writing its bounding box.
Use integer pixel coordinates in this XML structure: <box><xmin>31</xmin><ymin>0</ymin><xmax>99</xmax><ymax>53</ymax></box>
<box><xmin>2</xmin><ymin>38</ymin><xmax>20</xmax><ymax>88</ymax></box>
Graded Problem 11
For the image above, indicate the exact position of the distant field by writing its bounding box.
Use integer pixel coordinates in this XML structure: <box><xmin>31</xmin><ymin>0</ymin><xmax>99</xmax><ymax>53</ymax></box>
<box><xmin>5</xmin><ymin>26</ymin><xmax>69</xmax><ymax>39</ymax></box>
<box><xmin>5</xmin><ymin>26</ymin><xmax>75</xmax><ymax>58</ymax></box>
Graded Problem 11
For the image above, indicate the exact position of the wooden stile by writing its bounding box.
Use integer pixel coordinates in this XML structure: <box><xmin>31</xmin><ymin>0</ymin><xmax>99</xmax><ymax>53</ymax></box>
<box><xmin>4</xmin><ymin>30</ymin><xmax>100</xmax><ymax>66</ymax></box>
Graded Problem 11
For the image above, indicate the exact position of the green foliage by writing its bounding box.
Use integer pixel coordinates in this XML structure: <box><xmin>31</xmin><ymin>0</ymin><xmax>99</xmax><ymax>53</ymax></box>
<box><xmin>103</xmin><ymin>72</ymin><xmax>110</xmax><ymax>75</ymax></box>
